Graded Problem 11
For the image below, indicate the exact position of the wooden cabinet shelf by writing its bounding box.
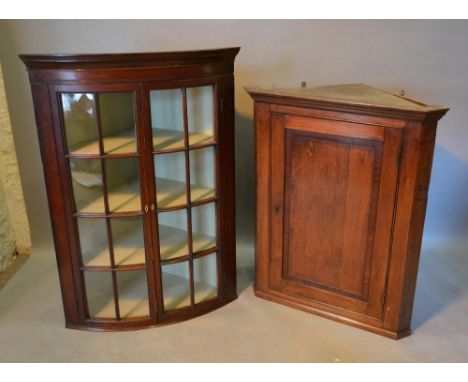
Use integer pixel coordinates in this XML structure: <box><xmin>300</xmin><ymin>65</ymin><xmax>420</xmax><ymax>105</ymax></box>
<box><xmin>69</xmin><ymin>128</ymin><xmax>137</xmax><ymax>156</ymax></box>
<box><xmin>67</xmin><ymin>127</ymin><xmax>215</xmax><ymax>157</ymax></box>
<box><xmin>153</xmin><ymin>128</ymin><xmax>214</xmax><ymax>152</ymax></box>
<box><xmin>156</xmin><ymin>177</ymin><xmax>215</xmax><ymax>209</ymax></box>
<box><xmin>21</xmin><ymin>48</ymin><xmax>239</xmax><ymax>331</ymax></box>
<box><xmin>162</xmin><ymin>272</ymin><xmax>218</xmax><ymax>311</ymax></box>
<box><xmin>72</xmin><ymin>176</ymin><xmax>141</xmax><ymax>214</ymax></box>
<box><xmin>159</xmin><ymin>224</ymin><xmax>216</xmax><ymax>261</ymax></box>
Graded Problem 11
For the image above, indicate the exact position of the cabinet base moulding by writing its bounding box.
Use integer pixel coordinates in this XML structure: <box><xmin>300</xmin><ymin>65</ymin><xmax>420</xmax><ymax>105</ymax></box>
<box><xmin>65</xmin><ymin>293</ymin><xmax>238</xmax><ymax>332</ymax></box>
<box><xmin>254</xmin><ymin>287</ymin><xmax>410</xmax><ymax>339</ymax></box>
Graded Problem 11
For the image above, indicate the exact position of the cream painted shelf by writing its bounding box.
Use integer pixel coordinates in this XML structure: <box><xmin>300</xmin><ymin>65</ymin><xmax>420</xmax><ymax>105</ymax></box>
<box><xmin>74</xmin><ymin>174</ymin><xmax>214</xmax><ymax>214</ymax></box>
<box><xmin>156</xmin><ymin>177</ymin><xmax>215</xmax><ymax>209</ymax></box>
<box><xmin>69</xmin><ymin>127</ymin><xmax>213</xmax><ymax>155</ymax></box>
<box><xmin>69</xmin><ymin>129</ymin><xmax>137</xmax><ymax>155</ymax></box>
<box><xmin>88</xmin><ymin>271</ymin><xmax>150</xmax><ymax>319</ymax></box>
<box><xmin>159</xmin><ymin>224</ymin><xmax>216</xmax><ymax>261</ymax></box>
<box><xmin>88</xmin><ymin>271</ymin><xmax>217</xmax><ymax>318</ymax></box>
<box><xmin>153</xmin><ymin>128</ymin><xmax>213</xmax><ymax>151</ymax></box>
<box><xmin>162</xmin><ymin>272</ymin><xmax>217</xmax><ymax>311</ymax></box>
<box><xmin>82</xmin><ymin>226</ymin><xmax>146</xmax><ymax>268</ymax></box>
<box><xmin>74</xmin><ymin>177</ymin><xmax>141</xmax><ymax>214</ymax></box>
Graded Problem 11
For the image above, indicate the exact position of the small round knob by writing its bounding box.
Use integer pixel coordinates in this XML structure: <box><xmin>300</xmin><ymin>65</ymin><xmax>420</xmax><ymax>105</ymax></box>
<box><xmin>301</xmin><ymin>81</ymin><xmax>307</xmax><ymax>88</ymax></box>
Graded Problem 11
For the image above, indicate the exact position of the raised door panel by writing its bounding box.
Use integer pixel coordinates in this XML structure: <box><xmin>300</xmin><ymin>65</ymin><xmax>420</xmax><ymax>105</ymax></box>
<box><xmin>270</xmin><ymin>114</ymin><xmax>401</xmax><ymax>320</ymax></box>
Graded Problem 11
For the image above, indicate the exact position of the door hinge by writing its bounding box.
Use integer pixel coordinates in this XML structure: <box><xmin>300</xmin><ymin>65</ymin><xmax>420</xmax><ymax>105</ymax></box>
<box><xmin>220</xmin><ymin>97</ymin><xmax>224</xmax><ymax>111</ymax></box>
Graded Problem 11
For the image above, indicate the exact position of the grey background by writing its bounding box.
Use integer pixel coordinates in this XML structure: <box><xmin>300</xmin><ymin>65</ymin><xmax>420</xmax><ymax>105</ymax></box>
<box><xmin>1</xmin><ymin>20</ymin><xmax>467</xmax><ymax>264</ymax></box>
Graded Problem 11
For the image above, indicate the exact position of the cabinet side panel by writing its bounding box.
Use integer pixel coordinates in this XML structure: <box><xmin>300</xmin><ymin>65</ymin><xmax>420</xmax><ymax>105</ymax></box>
<box><xmin>218</xmin><ymin>76</ymin><xmax>237</xmax><ymax>300</ymax></box>
<box><xmin>384</xmin><ymin>122</ymin><xmax>438</xmax><ymax>331</ymax></box>
<box><xmin>30</xmin><ymin>82</ymin><xmax>80</xmax><ymax>324</ymax></box>
<box><xmin>384</xmin><ymin>122</ymin><xmax>437</xmax><ymax>332</ymax></box>
<box><xmin>254</xmin><ymin>102</ymin><xmax>271</xmax><ymax>292</ymax></box>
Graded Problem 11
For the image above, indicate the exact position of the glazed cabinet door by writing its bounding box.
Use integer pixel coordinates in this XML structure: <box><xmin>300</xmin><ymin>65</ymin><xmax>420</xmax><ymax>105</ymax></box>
<box><xmin>270</xmin><ymin>113</ymin><xmax>402</xmax><ymax>320</ymax></box>
<box><xmin>142</xmin><ymin>80</ymin><xmax>227</xmax><ymax>321</ymax></box>
<box><xmin>50</xmin><ymin>84</ymin><xmax>157</xmax><ymax>327</ymax></box>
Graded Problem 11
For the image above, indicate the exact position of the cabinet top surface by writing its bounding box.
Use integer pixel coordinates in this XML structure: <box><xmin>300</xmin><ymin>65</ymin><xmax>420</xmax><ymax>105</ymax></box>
<box><xmin>19</xmin><ymin>47</ymin><xmax>240</xmax><ymax>70</ymax></box>
<box><xmin>246</xmin><ymin>84</ymin><xmax>448</xmax><ymax>114</ymax></box>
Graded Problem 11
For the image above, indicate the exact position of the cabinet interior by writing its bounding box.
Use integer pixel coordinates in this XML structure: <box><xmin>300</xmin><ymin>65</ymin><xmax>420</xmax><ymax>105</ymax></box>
<box><xmin>63</xmin><ymin>85</ymin><xmax>219</xmax><ymax>320</ymax></box>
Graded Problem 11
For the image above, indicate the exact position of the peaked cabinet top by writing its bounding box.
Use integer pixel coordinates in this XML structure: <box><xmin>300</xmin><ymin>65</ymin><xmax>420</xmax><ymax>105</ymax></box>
<box><xmin>246</xmin><ymin>84</ymin><xmax>449</xmax><ymax>120</ymax></box>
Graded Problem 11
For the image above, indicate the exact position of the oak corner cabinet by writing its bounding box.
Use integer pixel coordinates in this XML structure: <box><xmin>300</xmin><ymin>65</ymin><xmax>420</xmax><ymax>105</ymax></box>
<box><xmin>20</xmin><ymin>48</ymin><xmax>239</xmax><ymax>331</ymax></box>
<box><xmin>246</xmin><ymin>84</ymin><xmax>448</xmax><ymax>339</ymax></box>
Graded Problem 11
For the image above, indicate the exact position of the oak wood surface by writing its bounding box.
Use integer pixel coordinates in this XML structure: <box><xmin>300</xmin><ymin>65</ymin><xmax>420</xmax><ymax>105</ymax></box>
<box><xmin>247</xmin><ymin>86</ymin><xmax>448</xmax><ymax>338</ymax></box>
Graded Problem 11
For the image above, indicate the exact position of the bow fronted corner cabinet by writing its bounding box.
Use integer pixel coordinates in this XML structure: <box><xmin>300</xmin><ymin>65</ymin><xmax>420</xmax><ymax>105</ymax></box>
<box><xmin>20</xmin><ymin>48</ymin><xmax>240</xmax><ymax>331</ymax></box>
<box><xmin>246</xmin><ymin>84</ymin><xmax>448</xmax><ymax>338</ymax></box>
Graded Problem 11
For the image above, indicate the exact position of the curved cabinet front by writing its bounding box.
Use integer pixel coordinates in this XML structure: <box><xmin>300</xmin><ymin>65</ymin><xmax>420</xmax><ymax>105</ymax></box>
<box><xmin>20</xmin><ymin>48</ymin><xmax>239</xmax><ymax>331</ymax></box>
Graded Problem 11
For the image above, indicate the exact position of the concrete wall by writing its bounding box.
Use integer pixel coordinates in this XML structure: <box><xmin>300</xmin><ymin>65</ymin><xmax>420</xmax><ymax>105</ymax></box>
<box><xmin>0</xmin><ymin>63</ymin><xmax>31</xmax><ymax>272</ymax></box>
<box><xmin>0</xmin><ymin>20</ymin><xmax>467</xmax><ymax>257</ymax></box>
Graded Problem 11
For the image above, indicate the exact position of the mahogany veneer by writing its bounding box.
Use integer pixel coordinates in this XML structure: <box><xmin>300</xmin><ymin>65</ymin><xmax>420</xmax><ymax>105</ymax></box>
<box><xmin>21</xmin><ymin>48</ymin><xmax>239</xmax><ymax>331</ymax></box>
<box><xmin>247</xmin><ymin>84</ymin><xmax>448</xmax><ymax>338</ymax></box>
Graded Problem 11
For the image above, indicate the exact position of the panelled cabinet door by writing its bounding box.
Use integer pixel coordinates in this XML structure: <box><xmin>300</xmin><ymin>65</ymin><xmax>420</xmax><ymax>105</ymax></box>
<box><xmin>269</xmin><ymin>113</ymin><xmax>402</xmax><ymax>320</ymax></box>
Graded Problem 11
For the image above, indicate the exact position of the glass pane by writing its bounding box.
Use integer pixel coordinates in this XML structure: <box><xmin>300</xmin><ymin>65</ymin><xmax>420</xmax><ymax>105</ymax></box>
<box><xmin>105</xmin><ymin>157</ymin><xmax>141</xmax><ymax>213</ymax></box>
<box><xmin>84</xmin><ymin>271</ymin><xmax>115</xmax><ymax>318</ymax></box>
<box><xmin>190</xmin><ymin>147</ymin><xmax>215</xmax><ymax>202</ymax></box>
<box><xmin>150</xmin><ymin>89</ymin><xmax>184</xmax><ymax>151</ymax></box>
<box><xmin>162</xmin><ymin>261</ymin><xmax>190</xmax><ymax>311</ymax></box>
<box><xmin>116</xmin><ymin>270</ymin><xmax>150</xmax><ymax>318</ymax></box>
<box><xmin>77</xmin><ymin>218</ymin><xmax>110</xmax><ymax>267</ymax></box>
<box><xmin>191</xmin><ymin>202</ymin><xmax>217</xmax><ymax>253</ymax></box>
<box><xmin>99</xmin><ymin>92</ymin><xmax>137</xmax><ymax>154</ymax></box>
<box><xmin>111</xmin><ymin>217</ymin><xmax>146</xmax><ymax>266</ymax></box>
<box><xmin>158</xmin><ymin>209</ymin><xmax>189</xmax><ymax>261</ymax></box>
<box><xmin>61</xmin><ymin>93</ymin><xmax>99</xmax><ymax>155</ymax></box>
<box><xmin>154</xmin><ymin>152</ymin><xmax>187</xmax><ymax>208</ymax></box>
<box><xmin>70</xmin><ymin>158</ymin><xmax>104</xmax><ymax>213</ymax></box>
<box><xmin>187</xmin><ymin>86</ymin><xmax>214</xmax><ymax>146</ymax></box>
<box><xmin>193</xmin><ymin>253</ymin><xmax>218</xmax><ymax>304</ymax></box>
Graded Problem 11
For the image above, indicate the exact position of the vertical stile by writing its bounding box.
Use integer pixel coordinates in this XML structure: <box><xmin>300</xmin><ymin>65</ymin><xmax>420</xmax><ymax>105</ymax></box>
<box><xmin>213</xmin><ymin>84</ymin><xmax>221</xmax><ymax>296</ymax></box>
<box><xmin>182</xmin><ymin>87</ymin><xmax>196</xmax><ymax>307</ymax></box>
<box><xmin>144</xmin><ymin>86</ymin><xmax>165</xmax><ymax>320</ymax></box>
<box><xmin>95</xmin><ymin>94</ymin><xmax>121</xmax><ymax>320</ymax></box>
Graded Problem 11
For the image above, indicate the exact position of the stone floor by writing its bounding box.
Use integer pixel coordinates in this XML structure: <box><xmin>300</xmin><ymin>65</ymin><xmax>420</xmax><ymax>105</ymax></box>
<box><xmin>0</xmin><ymin>239</ymin><xmax>467</xmax><ymax>362</ymax></box>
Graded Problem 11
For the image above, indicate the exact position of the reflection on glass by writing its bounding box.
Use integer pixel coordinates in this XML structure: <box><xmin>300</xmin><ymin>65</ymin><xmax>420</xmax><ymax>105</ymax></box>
<box><xmin>116</xmin><ymin>270</ymin><xmax>150</xmax><ymax>318</ymax></box>
<box><xmin>191</xmin><ymin>202</ymin><xmax>216</xmax><ymax>253</ymax></box>
<box><xmin>84</xmin><ymin>271</ymin><xmax>115</xmax><ymax>318</ymax></box>
<box><xmin>190</xmin><ymin>147</ymin><xmax>215</xmax><ymax>202</ymax></box>
<box><xmin>193</xmin><ymin>254</ymin><xmax>218</xmax><ymax>304</ymax></box>
<box><xmin>77</xmin><ymin>218</ymin><xmax>110</xmax><ymax>267</ymax></box>
<box><xmin>162</xmin><ymin>261</ymin><xmax>191</xmax><ymax>311</ymax></box>
<box><xmin>158</xmin><ymin>209</ymin><xmax>189</xmax><ymax>261</ymax></box>
<box><xmin>62</xmin><ymin>93</ymin><xmax>99</xmax><ymax>155</ymax></box>
<box><xmin>99</xmin><ymin>92</ymin><xmax>137</xmax><ymax>154</ymax></box>
<box><xmin>111</xmin><ymin>217</ymin><xmax>146</xmax><ymax>266</ymax></box>
<box><xmin>187</xmin><ymin>86</ymin><xmax>214</xmax><ymax>146</ymax></box>
<box><xmin>150</xmin><ymin>89</ymin><xmax>185</xmax><ymax>151</ymax></box>
<box><xmin>70</xmin><ymin>158</ymin><xmax>104</xmax><ymax>213</ymax></box>
<box><xmin>105</xmin><ymin>157</ymin><xmax>141</xmax><ymax>213</ymax></box>
<box><xmin>154</xmin><ymin>152</ymin><xmax>187</xmax><ymax>208</ymax></box>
